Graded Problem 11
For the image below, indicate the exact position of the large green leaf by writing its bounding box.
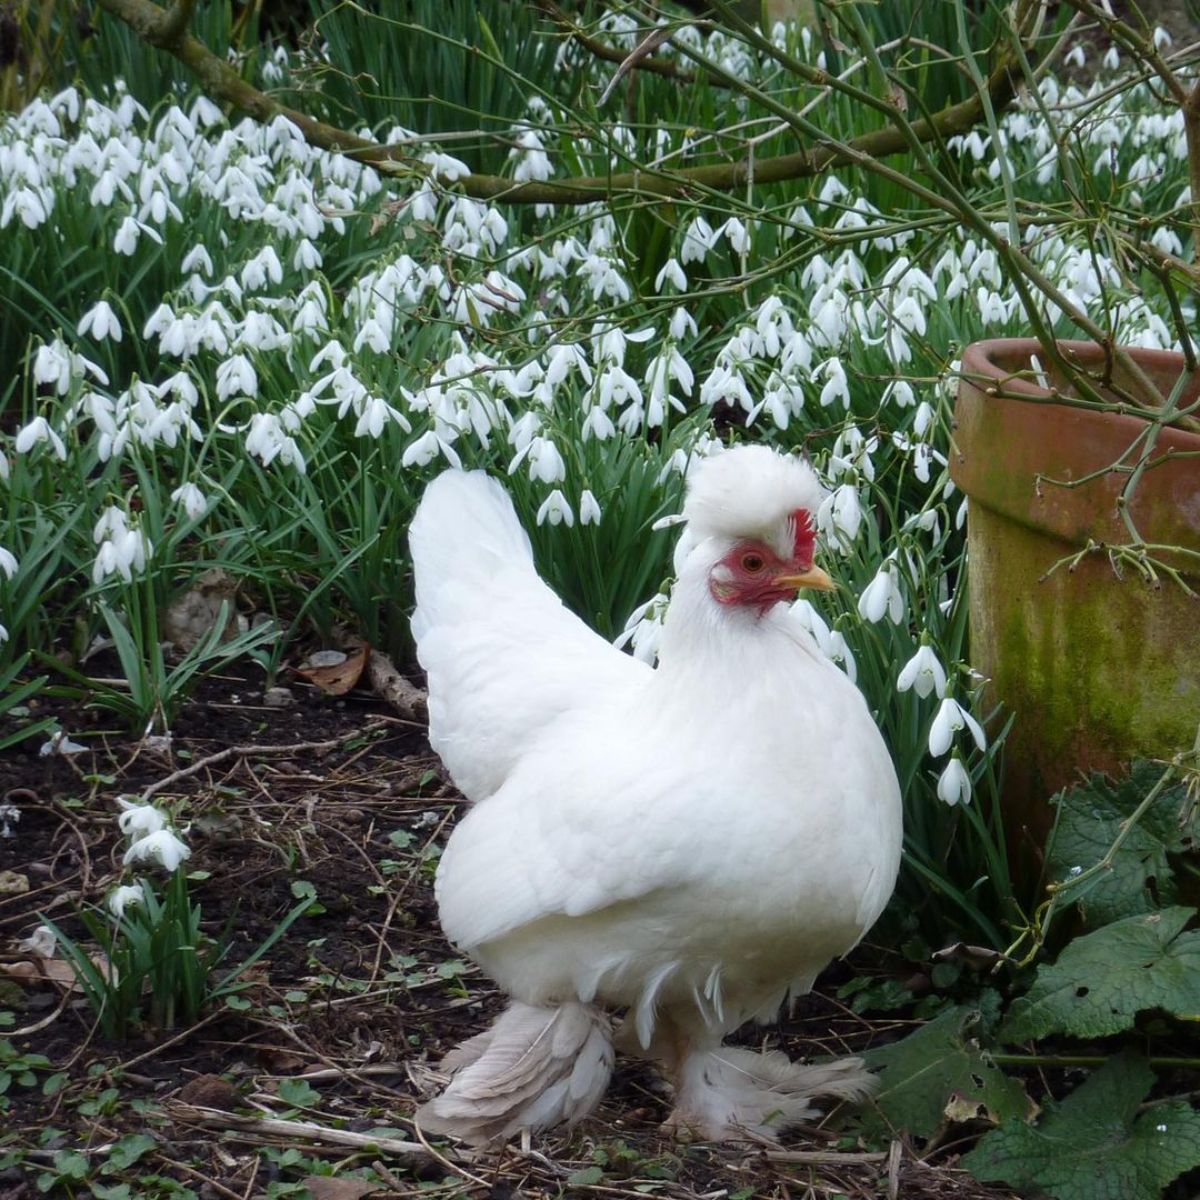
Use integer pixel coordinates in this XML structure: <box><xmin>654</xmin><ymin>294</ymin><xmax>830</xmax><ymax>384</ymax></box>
<box><xmin>963</xmin><ymin>1054</ymin><xmax>1200</xmax><ymax>1200</ymax></box>
<box><xmin>1001</xmin><ymin>907</ymin><xmax>1200</xmax><ymax>1043</ymax></box>
<box><xmin>862</xmin><ymin>1004</ymin><xmax>1034</xmax><ymax>1138</ymax></box>
<box><xmin>1047</xmin><ymin>764</ymin><xmax>1199</xmax><ymax>928</ymax></box>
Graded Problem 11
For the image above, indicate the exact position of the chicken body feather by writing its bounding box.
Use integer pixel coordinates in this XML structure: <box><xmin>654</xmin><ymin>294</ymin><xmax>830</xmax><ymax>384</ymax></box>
<box><xmin>409</xmin><ymin>454</ymin><xmax>902</xmax><ymax>1144</ymax></box>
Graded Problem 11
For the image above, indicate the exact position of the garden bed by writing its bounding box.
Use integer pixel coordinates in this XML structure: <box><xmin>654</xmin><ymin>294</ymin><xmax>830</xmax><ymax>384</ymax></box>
<box><xmin>0</xmin><ymin>662</ymin><xmax>1025</xmax><ymax>1200</ymax></box>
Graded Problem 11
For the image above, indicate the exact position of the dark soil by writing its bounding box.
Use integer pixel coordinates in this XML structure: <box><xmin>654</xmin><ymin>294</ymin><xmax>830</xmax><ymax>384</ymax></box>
<box><xmin>0</xmin><ymin>662</ymin><xmax>1017</xmax><ymax>1200</ymax></box>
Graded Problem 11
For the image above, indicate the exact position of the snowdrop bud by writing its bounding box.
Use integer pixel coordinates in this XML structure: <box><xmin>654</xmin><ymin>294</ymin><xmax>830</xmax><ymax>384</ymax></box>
<box><xmin>123</xmin><ymin>828</ymin><xmax>191</xmax><ymax>873</ymax></box>
<box><xmin>928</xmin><ymin>696</ymin><xmax>988</xmax><ymax>758</ymax></box>
<box><xmin>896</xmin><ymin>643</ymin><xmax>948</xmax><ymax>699</ymax></box>
<box><xmin>579</xmin><ymin>489</ymin><xmax>602</xmax><ymax>526</ymax></box>
<box><xmin>170</xmin><ymin>483</ymin><xmax>208</xmax><ymax>520</ymax></box>
<box><xmin>536</xmin><ymin>488</ymin><xmax>574</xmax><ymax>527</ymax></box>
<box><xmin>0</xmin><ymin>546</ymin><xmax>18</xmax><ymax>580</ymax></box>
<box><xmin>858</xmin><ymin>561</ymin><xmax>904</xmax><ymax>625</ymax></box>
<box><xmin>108</xmin><ymin>884</ymin><xmax>145</xmax><ymax>920</ymax></box>
<box><xmin>937</xmin><ymin>756</ymin><xmax>972</xmax><ymax>807</ymax></box>
<box><xmin>117</xmin><ymin>798</ymin><xmax>167</xmax><ymax>841</ymax></box>
<box><xmin>78</xmin><ymin>300</ymin><xmax>123</xmax><ymax>343</ymax></box>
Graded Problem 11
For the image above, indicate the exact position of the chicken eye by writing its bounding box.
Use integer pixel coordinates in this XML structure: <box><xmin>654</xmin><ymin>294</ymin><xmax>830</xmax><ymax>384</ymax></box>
<box><xmin>741</xmin><ymin>552</ymin><xmax>766</xmax><ymax>573</ymax></box>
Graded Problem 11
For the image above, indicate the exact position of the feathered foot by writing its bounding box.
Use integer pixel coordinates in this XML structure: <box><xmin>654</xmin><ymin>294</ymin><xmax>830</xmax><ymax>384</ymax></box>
<box><xmin>663</xmin><ymin>1047</ymin><xmax>876</xmax><ymax>1142</ymax></box>
<box><xmin>415</xmin><ymin>1001</ymin><xmax>614</xmax><ymax>1145</ymax></box>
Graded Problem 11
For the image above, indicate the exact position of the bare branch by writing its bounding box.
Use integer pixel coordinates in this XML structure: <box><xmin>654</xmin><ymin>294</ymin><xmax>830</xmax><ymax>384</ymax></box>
<box><xmin>96</xmin><ymin>0</ymin><xmax>1027</xmax><ymax>205</ymax></box>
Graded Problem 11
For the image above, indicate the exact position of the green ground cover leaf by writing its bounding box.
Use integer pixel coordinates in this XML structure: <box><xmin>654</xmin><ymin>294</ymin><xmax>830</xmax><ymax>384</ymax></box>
<box><xmin>1001</xmin><ymin>907</ymin><xmax>1200</xmax><ymax>1043</ymax></box>
<box><xmin>862</xmin><ymin>1005</ymin><xmax>1034</xmax><ymax>1137</ymax></box>
<box><xmin>962</xmin><ymin>1054</ymin><xmax>1200</xmax><ymax>1200</ymax></box>
<box><xmin>1047</xmin><ymin>765</ymin><xmax>1199</xmax><ymax>928</ymax></box>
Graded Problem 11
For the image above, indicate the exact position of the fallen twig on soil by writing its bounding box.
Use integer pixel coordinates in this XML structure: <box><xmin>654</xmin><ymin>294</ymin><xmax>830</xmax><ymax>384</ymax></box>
<box><xmin>362</xmin><ymin>649</ymin><xmax>427</xmax><ymax>722</ymax></box>
<box><xmin>166</xmin><ymin>1101</ymin><xmax>432</xmax><ymax>1158</ymax></box>
<box><xmin>136</xmin><ymin>720</ymin><xmax>392</xmax><ymax>803</ymax></box>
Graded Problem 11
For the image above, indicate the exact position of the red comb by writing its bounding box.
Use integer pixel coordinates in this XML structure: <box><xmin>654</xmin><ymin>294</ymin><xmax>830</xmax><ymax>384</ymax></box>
<box><xmin>791</xmin><ymin>509</ymin><xmax>816</xmax><ymax>565</ymax></box>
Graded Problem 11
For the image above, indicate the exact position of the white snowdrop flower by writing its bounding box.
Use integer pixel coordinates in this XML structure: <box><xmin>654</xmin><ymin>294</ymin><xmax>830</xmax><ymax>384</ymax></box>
<box><xmin>1150</xmin><ymin>226</ymin><xmax>1183</xmax><ymax>256</ymax></box>
<box><xmin>33</xmin><ymin>340</ymin><xmax>75</xmax><ymax>395</ymax></box>
<box><xmin>1153</xmin><ymin>25</ymin><xmax>1172</xmax><ymax>49</ymax></box>
<box><xmin>78</xmin><ymin>299</ymin><xmax>123</xmax><ymax>343</ymax></box>
<box><xmin>293</xmin><ymin>238</ymin><xmax>322</xmax><ymax>271</ymax></box>
<box><xmin>669</xmin><ymin>307</ymin><xmax>697</xmax><ymax>340</ymax></box>
<box><xmin>123</xmin><ymin>828</ymin><xmax>191</xmax><ymax>873</ymax></box>
<box><xmin>0</xmin><ymin>622</ymin><xmax>9</xmax><ymax>645</ymax></box>
<box><xmin>215</xmin><ymin>354</ymin><xmax>258</xmax><ymax>400</ymax></box>
<box><xmin>977</xmin><ymin>287</ymin><xmax>1008</xmax><ymax>326</ymax></box>
<box><xmin>0</xmin><ymin>801</ymin><xmax>18</xmax><ymax>837</ymax></box>
<box><xmin>897</xmin><ymin>643</ymin><xmax>948</xmax><ymax>699</ymax></box>
<box><xmin>112</xmin><ymin>527</ymin><xmax>152</xmax><ymax>580</ymax></box>
<box><xmin>579</xmin><ymin>489</ymin><xmax>602</xmax><ymax>526</ymax></box>
<box><xmin>581</xmin><ymin>406</ymin><xmax>616</xmax><ymax>441</ymax></box>
<box><xmin>400</xmin><ymin>429</ymin><xmax>461</xmax><ymax>469</ymax></box>
<box><xmin>722</xmin><ymin>217</ymin><xmax>750</xmax><ymax>253</ymax></box>
<box><xmin>655</xmin><ymin>257</ymin><xmax>687</xmax><ymax>293</ymax></box>
<box><xmin>170</xmin><ymin>483</ymin><xmax>208</xmax><ymax>520</ymax></box>
<box><xmin>117</xmin><ymin>799</ymin><xmax>169</xmax><ymax>842</ymax></box>
<box><xmin>113</xmin><ymin>216</ymin><xmax>140</xmax><ymax>255</ymax></box>
<box><xmin>882</xmin><ymin>380</ymin><xmax>915</xmax><ymax>409</ymax></box>
<box><xmin>526</xmin><ymin>437</ymin><xmax>566</xmax><ymax>485</ymax></box>
<box><xmin>1064</xmin><ymin>45</ymin><xmax>1085</xmax><ymax>69</ymax></box>
<box><xmin>680</xmin><ymin>216</ymin><xmax>714</xmax><ymax>265</ymax></box>
<box><xmin>108</xmin><ymin>884</ymin><xmax>145</xmax><ymax>920</ymax></box>
<box><xmin>241</xmin><ymin>246</ymin><xmax>283</xmax><ymax>291</ymax></box>
<box><xmin>93</xmin><ymin>505</ymin><xmax>128</xmax><ymax>544</ymax></box>
<box><xmin>423</xmin><ymin>151</ymin><xmax>471</xmax><ymax>182</ymax></box>
<box><xmin>0</xmin><ymin>547</ymin><xmax>18</xmax><ymax>579</ymax></box>
<box><xmin>14</xmin><ymin>416</ymin><xmax>67</xmax><ymax>460</ymax></box>
<box><xmin>39</xmin><ymin>731</ymin><xmax>87</xmax><ymax>757</ymax></box>
<box><xmin>354</xmin><ymin>396</ymin><xmax>411</xmax><ymax>439</ymax></box>
<box><xmin>858</xmin><ymin>559</ymin><xmax>905</xmax><ymax>625</ymax></box>
<box><xmin>1102</xmin><ymin>45</ymin><xmax>1120</xmax><ymax>70</ymax></box>
<box><xmin>817</xmin><ymin>174</ymin><xmax>848</xmax><ymax>209</ymax></box>
<box><xmin>536</xmin><ymin>488</ymin><xmax>574</xmax><ymax>527</ymax></box>
<box><xmin>818</xmin><ymin>484</ymin><xmax>863</xmax><ymax>546</ymax></box>
<box><xmin>18</xmin><ymin>926</ymin><xmax>56</xmax><ymax>958</ymax></box>
<box><xmin>825</xmin><ymin>630</ymin><xmax>857</xmax><ymax>683</ymax></box>
<box><xmin>181</xmin><ymin>244</ymin><xmax>214</xmax><ymax>276</ymax></box>
<box><xmin>353</xmin><ymin>318</ymin><xmax>390</xmax><ymax>355</ymax></box>
<box><xmin>913</xmin><ymin>401</ymin><xmax>935</xmax><ymax>438</ymax></box>
<box><xmin>929</xmin><ymin>696</ymin><xmax>988</xmax><ymax>758</ymax></box>
<box><xmin>0</xmin><ymin>185</ymin><xmax>50</xmax><ymax>229</ymax></box>
<box><xmin>937</xmin><ymin>756</ymin><xmax>972</xmax><ymax>807</ymax></box>
<box><xmin>816</xmin><ymin>356</ymin><xmax>850</xmax><ymax>408</ymax></box>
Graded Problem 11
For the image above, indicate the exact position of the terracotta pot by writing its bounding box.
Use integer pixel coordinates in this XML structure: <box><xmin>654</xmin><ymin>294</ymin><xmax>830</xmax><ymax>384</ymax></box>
<box><xmin>951</xmin><ymin>339</ymin><xmax>1200</xmax><ymax>859</ymax></box>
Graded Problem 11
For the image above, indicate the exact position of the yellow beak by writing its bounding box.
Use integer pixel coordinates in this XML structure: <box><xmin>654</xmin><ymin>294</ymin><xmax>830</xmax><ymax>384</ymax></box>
<box><xmin>774</xmin><ymin>566</ymin><xmax>836</xmax><ymax>593</ymax></box>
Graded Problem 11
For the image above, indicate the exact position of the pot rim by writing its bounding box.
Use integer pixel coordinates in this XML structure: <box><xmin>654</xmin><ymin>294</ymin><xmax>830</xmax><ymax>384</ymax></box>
<box><xmin>951</xmin><ymin>339</ymin><xmax>1200</xmax><ymax>560</ymax></box>
<box><xmin>959</xmin><ymin>338</ymin><xmax>1199</xmax><ymax>411</ymax></box>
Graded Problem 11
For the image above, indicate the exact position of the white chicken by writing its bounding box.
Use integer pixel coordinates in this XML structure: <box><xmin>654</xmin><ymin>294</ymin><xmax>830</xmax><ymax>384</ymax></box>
<box><xmin>408</xmin><ymin>444</ymin><xmax>902</xmax><ymax>1144</ymax></box>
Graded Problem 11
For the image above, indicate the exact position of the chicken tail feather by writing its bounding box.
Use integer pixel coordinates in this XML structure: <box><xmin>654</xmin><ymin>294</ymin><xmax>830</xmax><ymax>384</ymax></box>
<box><xmin>666</xmin><ymin>1047</ymin><xmax>876</xmax><ymax>1142</ymax></box>
<box><xmin>416</xmin><ymin>1001</ymin><xmax>614</xmax><ymax>1145</ymax></box>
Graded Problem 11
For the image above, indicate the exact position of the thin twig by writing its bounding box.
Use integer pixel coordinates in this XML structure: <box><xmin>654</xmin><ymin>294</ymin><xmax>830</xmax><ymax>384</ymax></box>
<box><xmin>136</xmin><ymin>719</ymin><xmax>390</xmax><ymax>802</ymax></box>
